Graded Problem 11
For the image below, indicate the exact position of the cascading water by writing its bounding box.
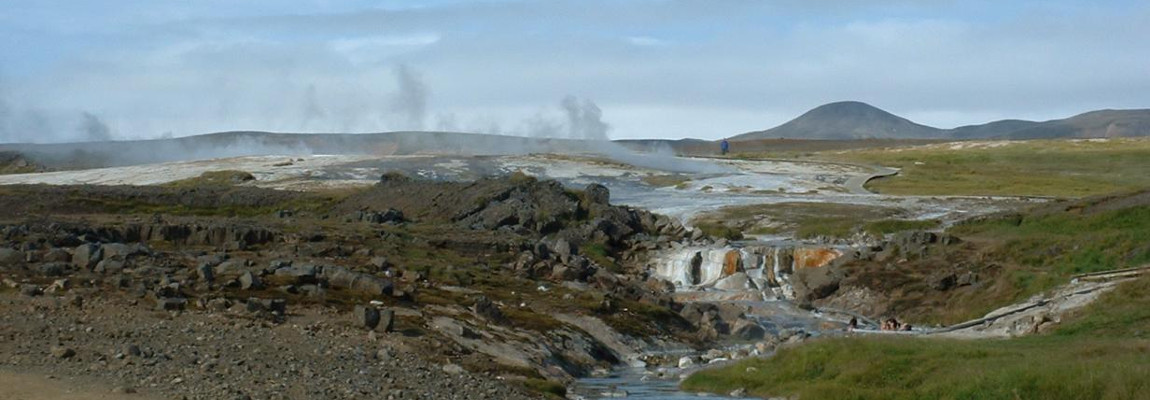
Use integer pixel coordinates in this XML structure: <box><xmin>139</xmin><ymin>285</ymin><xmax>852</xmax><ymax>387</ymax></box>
<box><xmin>649</xmin><ymin>244</ymin><xmax>841</xmax><ymax>302</ymax></box>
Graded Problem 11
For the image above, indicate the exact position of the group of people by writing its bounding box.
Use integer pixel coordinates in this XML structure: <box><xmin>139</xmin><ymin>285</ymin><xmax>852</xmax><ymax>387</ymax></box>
<box><xmin>845</xmin><ymin>316</ymin><xmax>913</xmax><ymax>332</ymax></box>
<box><xmin>881</xmin><ymin>318</ymin><xmax>912</xmax><ymax>332</ymax></box>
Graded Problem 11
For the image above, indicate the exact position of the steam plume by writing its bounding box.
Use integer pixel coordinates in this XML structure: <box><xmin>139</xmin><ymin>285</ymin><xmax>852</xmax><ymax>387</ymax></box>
<box><xmin>79</xmin><ymin>112</ymin><xmax>113</xmax><ymax>142</ymax></box>
<box><xmin>560</xmin><ymin>95</ymin><xmax>610</xmax><ymax>141</ymax></box>
<box><xmin>300</xmin><ymin>84</ymin><xmax>326</xmax><ymax>130</ymax></box>
<box><xmin>390</xmin><ymin>64</ymin><xmax>428</xmax><ymax>130</ymax></box>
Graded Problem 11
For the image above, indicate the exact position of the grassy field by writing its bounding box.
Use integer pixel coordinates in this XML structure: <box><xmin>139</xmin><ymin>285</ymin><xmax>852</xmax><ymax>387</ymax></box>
<box><xmin>682</xmin><ymin>276</ymin><xmax>1150</xmax><ymax>400</ymax></box>
<box><xmin>734</xmin><ymin>138</ymin><xmax>1150</xmax><ymax>198</ymax></box>
<box><xmin>692</xmin><ymin>202</ymin><xmax>938</xmax><ymax>239</ymax></box>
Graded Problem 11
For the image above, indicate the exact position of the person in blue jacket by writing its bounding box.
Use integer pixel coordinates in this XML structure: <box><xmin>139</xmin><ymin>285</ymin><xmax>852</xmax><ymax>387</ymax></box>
<box><xmin>720</xmin><ymin>138</ymin><xmax>730</xmax><ymax>155</ymax></box>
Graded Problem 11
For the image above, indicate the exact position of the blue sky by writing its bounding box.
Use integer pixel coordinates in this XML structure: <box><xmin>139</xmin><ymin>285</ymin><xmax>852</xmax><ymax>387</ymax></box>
<box><xmin>1</xmin><ymin>0</ymin><xmax>1148</xmax><ymax>142</ymax></box>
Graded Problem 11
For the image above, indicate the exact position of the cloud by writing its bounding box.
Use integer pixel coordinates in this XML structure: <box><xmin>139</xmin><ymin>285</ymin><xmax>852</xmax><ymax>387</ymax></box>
<box><xmin>626</xmin><ymin>36</ymin><xmax>669</xmax><ymax>47</ymax></box>
<box><xmin>1</xmin><ymin>0</ymin><xmax>1148</xmax><ymax>143</ymax></box>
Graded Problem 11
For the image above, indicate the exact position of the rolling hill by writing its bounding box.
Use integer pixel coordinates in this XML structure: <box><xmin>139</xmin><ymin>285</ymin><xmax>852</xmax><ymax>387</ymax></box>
<box><xmin>733</xmin><ymin>102</ymin><xmax>1150</xmax><ymax>141</ymax></box>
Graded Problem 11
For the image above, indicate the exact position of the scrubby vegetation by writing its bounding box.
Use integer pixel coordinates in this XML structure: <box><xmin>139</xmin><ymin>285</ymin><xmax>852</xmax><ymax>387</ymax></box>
<box><xmin>946</xmin><ymin>197</ymin><xmax>1150</xmax><ymax>309</ymax></box>
<box><xmin>691</xmin><ymin>202</ymin><xmax>936</xmax><ymax>239</ymax></box>
<box><xmin>683</xmin><ymin>275</ymin><xmax>1150</xmax><ymax>400</ymax></box>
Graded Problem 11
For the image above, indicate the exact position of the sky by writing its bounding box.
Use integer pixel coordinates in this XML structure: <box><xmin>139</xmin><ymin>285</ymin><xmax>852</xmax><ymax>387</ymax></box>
<box><xmin>1</xmin><ymin>0</ymin><xmax>1148</xmax><ymax>143</ymax></box>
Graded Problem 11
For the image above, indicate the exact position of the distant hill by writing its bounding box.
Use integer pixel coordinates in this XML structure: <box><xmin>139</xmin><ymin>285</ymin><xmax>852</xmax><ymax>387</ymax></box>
<box><xmin>733</xmin><ymin>102</ymin><xmax>1150</xmax><ymax>141</ymax></box>
<box><xmin>732</xmin><ymin>101</ymin><xmax>945</xmax><ymax>140</ymax></box>
<box><xmin>1001</xmin><ymin>109</ymin><xmax>1150</xmax><ymax>139</ymax></box>
<box><xmin>0</xmin><ymin>131</ymin><xmax>604</xmax><ymax>170</ymax></box>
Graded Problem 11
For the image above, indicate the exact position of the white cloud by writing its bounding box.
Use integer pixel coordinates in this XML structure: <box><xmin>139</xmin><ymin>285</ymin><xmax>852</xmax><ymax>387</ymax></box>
<box><xmin>1</xmin><ymin>0</ymin><xmax>1149</xmax><ymax>143</ymax></box>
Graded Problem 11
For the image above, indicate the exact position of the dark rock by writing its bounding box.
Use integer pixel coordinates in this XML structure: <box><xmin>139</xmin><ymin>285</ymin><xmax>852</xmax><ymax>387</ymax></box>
<box><xmin>245</xmin><ymin>298</ymin><xmax>287</xmax><ymax>315</ymax></box>
<box><xmin>792</xmin><ymin>266</ymin><xmax>842</xmax><ymax>302</ymax></box>
<box><xmin>932</xmin><ymin>272</ymin><xmax>958</xmax><ymax>291</ymax></box>
<box><xmin>379</xmin><ymin>309</ymin><xmax>395</xmax><ymax>333</ymax></box>
<box><xmin>20</xmin><ymin>284</ymin><xmax>41</xmax><ymax>297</ymax></box>
<box><xmin>50</xmin><ymin>346</ymin><xmax>76</xmax><ymax>359</ymax></box>
<box><xmin>369</xmin><ymin>256</ymin><xmax>391</xmax><ymax>271</ymax></box>
<box><xmin>471</xmin><ymin>296</ymin><xmax>505</xmax><ymax>323</ymax></box>
<box><xmin>584</xmin><ymin>184</ymin><xmax>610</xmax><ymax>206</ymax></box>
<box><xmin>354</xmin><ymin>305</ymin><xmax>381</xmax><ymax>330</ymax></box>
<box><xmin>156</xmin><ymin>297</ymin><xmax>188</xmax><ymax>311</ymax></box>
<box><xmin>731</xmin><ymin>318</ymin><xmax>767</xmax><ymax>341</ymax></box>
<box><xmin>195</xmin><ymin>263</ymin><xmax>215</xmax><ymax>283</ymax></box>
<box><xmin>0</xmin><ymin>248</ymin><xmax>26</xmax><ymax>266</ymax></box>
<box><xmin>688</xmin><ymin>251</ymin><xmax>703</xmax><ymax>285</ymax></box>
<box><xmin>38</xmin><ymin>262</ymin><xmax>68</xmax><ymax>277</ymax></box>
<box><xmin>42</xmin><ymin>248</ymin><xmax>72</xmax><ymax>263</ymax></box>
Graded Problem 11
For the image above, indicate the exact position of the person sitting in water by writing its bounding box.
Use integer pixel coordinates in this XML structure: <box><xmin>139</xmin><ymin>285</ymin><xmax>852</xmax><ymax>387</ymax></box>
<box><xmin>848</xmin><ymin>317</ymin><xmax>858</xmax><ymax>331</ymax></box>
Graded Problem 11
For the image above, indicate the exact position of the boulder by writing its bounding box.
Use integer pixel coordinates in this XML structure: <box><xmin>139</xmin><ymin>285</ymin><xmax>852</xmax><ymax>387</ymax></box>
<box><xmin>731</xmin><ymin>318</ymin><xmax>767</xmax><ymax>341</ymax></box>
<box><xmin>72</xmin><ymin>244</ymin><xmax>103</xmax><ymax>269</ymax></box>
<box><xmin>156</xmin><ymin>297</ymin><xmax>187</xmax><ymax>311</ymax></box>
<box><xmin>246</xmin><ymin>298</ymin><xmax>287</xmax><ymax>315</ymax></box>
<box><xmin>38</xmin><ymin>262</ymin><xmax>68</xmax><ymax>277</ymax></box>
<box><xmin>0</xmin><ymin>248</ymin><xmax>26</xmax><ymax>266</ymax></box>
<box><xmin>239</xmin><ymin>271</ymin><xmax>262</xmax><ymax>290</ymax></box>
<box><xmin>553</xmin><ymin>239</ymin><xmax>575</xmax><ymax>265</ymax></box>
<box><xmin>214</xmin><ymin>258</ymin><xmax>249</xmax><ymax>276</ymax></box>
<box><xmin>194</xmin><ymin>263</ymin><xmax>215</xmax><ymax>283</ymax></box>
<box><xmin>354</xmin><ymin>305</ymin><xmax>381</xmax><ymax>330</ymax></box>
<box><xmin>324</xmin><ymin>266</ymin><xmax>394</xmax><ymax>296</ymax></box>
<box><xmin>584</xmin><ymin>183</ymin><xmax>610</xmax><ymax>206</ymax></box>
<box><xmin>94</xmin><ymin>259</ymin><xmax>125</xmax><ymax>274</ymax></box>
<box><xmin>379</xmin><ymin>309</ymin><xmax>395</xmax><ymax>333</ymax></box>
<box><xmin>274</xmin><ymin>264</ymin><xmax>318</xmax><ymax>284</ymax></box>
<box><xmin>100</xmin><ymin>243</ymin><xmax>141</xmax><ymax>260</ymax></box>
<box><xmin>792</xmin><ymin>265</ymin><xmax>842</xmax><ymax>302</ymax></box>
<box><xmin>714</xmin><ymin>272</ymin><xmax>754</xmax><ymax>291</ymax></box>
<box><xmin>41</xmin><ymin>248</ymin><xmax>72</xmax><ymax>263</ymax></box>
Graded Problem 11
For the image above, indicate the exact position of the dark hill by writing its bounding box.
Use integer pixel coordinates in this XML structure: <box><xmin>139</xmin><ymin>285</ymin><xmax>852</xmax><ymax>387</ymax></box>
<box><xmin>732</xmin><ymin>101</ymin><xmax>945</xmax><ymax>140</ymax></box>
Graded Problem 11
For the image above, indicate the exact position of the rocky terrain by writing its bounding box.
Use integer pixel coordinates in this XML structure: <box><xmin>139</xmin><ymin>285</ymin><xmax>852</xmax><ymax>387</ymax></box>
<box><xmin>0</xmin><ymin>171</ymin><xmax>799</xmax><ymax>399</ymax></box>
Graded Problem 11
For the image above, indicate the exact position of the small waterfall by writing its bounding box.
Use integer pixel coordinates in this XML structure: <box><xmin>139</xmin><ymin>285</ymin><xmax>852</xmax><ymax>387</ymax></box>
<box><xmin>650</xmin><ymin>244</ymin><xmax>841</xmax><ymax>301</ymax></box>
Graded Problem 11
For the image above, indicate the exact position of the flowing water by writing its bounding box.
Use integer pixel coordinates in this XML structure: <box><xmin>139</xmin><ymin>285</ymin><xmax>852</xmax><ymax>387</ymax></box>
<box><xmin>569</xmin><ymin>367</ymin><xmax>759</xmax><ymax>399</ymax></box>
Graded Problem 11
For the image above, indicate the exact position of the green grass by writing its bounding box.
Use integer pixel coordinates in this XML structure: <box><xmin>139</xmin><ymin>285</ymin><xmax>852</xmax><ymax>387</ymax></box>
<box><xmin>523</xmin><ymin>378</ymin><xmax>567</xmax><ymax>398</ymax></box>
<box><xmin>640</xmin><ymin>174</ymin><xmax>691</xmax><ymax>188</ymax></box>
<box><xmin>682</xmin><ymin>276</ymin><xmax>1150</xmax><ymax>400</ymax></box>
<box><xmin>164</xmin><ymin>170</ymin><xmax>256</xmax><ymax>188</ymax></box>
<box><xmin>695</xmin><ymin>222</ymin><xmax>745</xmax><ymax>240</ymax></box>
<box><xmin>808</xmin><ymin>138</ymin><xmax>1150</xmax><ymax>197</ymax></box>
<box><xmin>952</xmin><ymin>203</ymin><xmax>1150</xmax><ymax>295</ymax></box>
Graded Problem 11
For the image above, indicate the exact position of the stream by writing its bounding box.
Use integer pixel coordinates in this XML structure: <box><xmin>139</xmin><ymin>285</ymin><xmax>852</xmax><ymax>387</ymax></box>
<box><xmin>568</xmin><ymin>298</ymin><xmax>849</xmax><ymax>399</ymax></box>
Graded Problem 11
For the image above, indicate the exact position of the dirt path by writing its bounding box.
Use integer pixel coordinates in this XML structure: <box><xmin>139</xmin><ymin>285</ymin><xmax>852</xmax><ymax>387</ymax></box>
<box><xmin>844</xmin><ymin>165</ymin><xmax>899</xmax><ymax>195</ymax></box>
<box><xmin>0</xmin><ymin>370</ymin><xmax>158</xmax><ymax>400</ymax></box>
